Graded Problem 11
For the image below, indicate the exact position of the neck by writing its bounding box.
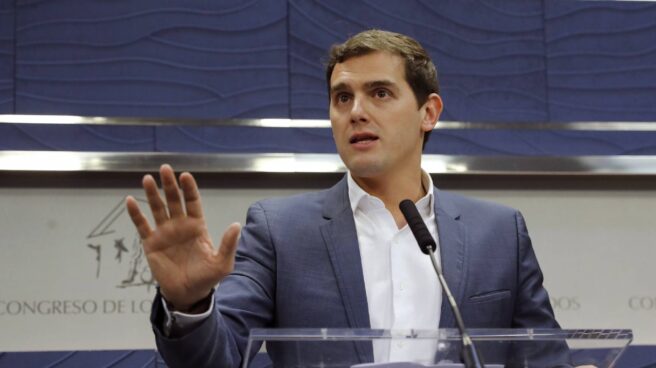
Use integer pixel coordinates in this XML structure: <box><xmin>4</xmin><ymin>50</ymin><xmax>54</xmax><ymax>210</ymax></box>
<box><xmin>352</xmin><ymin>168</ymin><xmax>426</xmax><ymax>228</ymax></box>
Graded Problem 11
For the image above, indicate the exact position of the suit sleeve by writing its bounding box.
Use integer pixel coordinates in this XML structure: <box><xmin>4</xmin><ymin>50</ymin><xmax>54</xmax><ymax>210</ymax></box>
<box><xmin>512</xmin><ymin>211</ymin><xmax>560</xmax><ymax>329</ymax></box>
<box><xmin>150</xmin><ymin>202</ymin><xmax>276</xmax><ymax>368</ymax></box>
<box><xmin>510</xmin><ymin>211</ymin><xmax>572</xmax><ymax>367</ymax></box>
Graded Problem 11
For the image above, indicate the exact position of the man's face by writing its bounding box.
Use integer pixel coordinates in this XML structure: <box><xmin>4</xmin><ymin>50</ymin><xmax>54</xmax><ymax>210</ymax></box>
<box><xmin>329</xmin><ymin>51</ymin><xmax>441</xmax><ymax>179</ymax></box>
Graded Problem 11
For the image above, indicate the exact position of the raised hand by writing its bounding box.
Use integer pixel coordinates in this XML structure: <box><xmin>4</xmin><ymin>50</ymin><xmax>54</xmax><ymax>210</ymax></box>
<box><xmin>125</xmin><ymin>164</ymin><xmax>241</xmax><ymax>312</ymax></box>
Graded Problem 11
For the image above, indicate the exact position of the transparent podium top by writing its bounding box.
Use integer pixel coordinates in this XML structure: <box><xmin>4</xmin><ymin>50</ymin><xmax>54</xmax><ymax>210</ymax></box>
<box><xmin>244</xmin><ymin>328</ymin><xmax>632</xmax><ymax>368</ymax></box>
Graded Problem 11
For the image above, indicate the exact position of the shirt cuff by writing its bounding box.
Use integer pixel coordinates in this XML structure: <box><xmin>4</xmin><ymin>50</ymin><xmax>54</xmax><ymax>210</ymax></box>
<box><xmin>161</xmin><ymin>292</ymin><xmax>214</xmax><ymax>337</ymax></box>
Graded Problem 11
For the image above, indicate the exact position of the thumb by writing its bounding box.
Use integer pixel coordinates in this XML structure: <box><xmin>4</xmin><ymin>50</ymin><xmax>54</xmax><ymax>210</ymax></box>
<box><xmin>216</xmin><ymin>222</ymin><xmax>241</xmax><ymax>264</ymax></box>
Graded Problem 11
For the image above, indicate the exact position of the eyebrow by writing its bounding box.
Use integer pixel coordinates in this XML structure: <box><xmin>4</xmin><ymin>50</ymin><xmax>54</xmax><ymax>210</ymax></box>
<box><xmin>330</xmin><ymin>80</ymin><xmax>397</xmax><ymax>95</ymax></box>
<box><xmin>330</xmin><ymin>82</ymin><xmax>350</xmax><ymax>95</ymax></box>
<box><xmin>364</xmin><ymin>80</ymin><xmax>396</xmax><ymax>90</ymax></box>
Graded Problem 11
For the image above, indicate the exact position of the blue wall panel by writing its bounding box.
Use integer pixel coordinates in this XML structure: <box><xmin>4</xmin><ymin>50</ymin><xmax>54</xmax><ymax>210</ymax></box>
<box><xmin>13</xmin><ymin>0</ymin><xmax>289</xmax><ymax>152</ymax></box>
<box><xmin>155</xmin><ymin>126</ymin><xmax>336</xmax><ymax>153</ymax></box>
<box><xmin>544</xmin><ymin>0</ymin><xmax>656</xmax><ymax>154</ymax></box>
<box><xmin>289</xmin><ymin>0</ymin><xmax>550</xmax><ymax>155</ymax></box>
<box><xmin>289</xmin><ymin>0</ymin><xmax>549</xmax><ymax>123</ymax></box>
<box><xmin>0</xmin><ymin>0</ymin><xmax>13</xmax><ymax>113</ymax></box>
<box><xmin>0</xmin><ymin>350</ymin><xmax>162</xmax><ymax>368</ymax></box>
<box><xmin>144</xmin><ymin>0</ymin><xmax>291</xmax><ymax>152</ymax></box>
<box><xmin>544</xmin><ymin>1</ymin><xmax>656</xmax><ymax>122</ymax></box>
<box><xmin>14</xmin><ymin>0</ymin><xmax>288</xmax><ymax>118</ymax></box>
<box><xmin>431</xmin><ymin>130</ymin><xmax>656</xmax><ymax>155</ymax></box>
<box><xmin>0</xmin><ymin>0</ymin><xmax>654</xmax><ymax>155</ymax></box>
<box><xmin>0</xmin><ymin>124</ymin><xmax>154</xmax><ymax>151</ymax></box>
<box><xmin>2</xmin><ymin>346</ymin><xmax>656</xmax><ymax>368</ymax></box>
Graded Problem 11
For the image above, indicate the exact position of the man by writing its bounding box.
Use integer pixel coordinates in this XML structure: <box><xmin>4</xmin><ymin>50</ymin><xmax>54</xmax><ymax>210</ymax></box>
<box><xmin>126</xmin><ymin>30</ymin><xmax>562</xmax><ymax>367</ymax></box>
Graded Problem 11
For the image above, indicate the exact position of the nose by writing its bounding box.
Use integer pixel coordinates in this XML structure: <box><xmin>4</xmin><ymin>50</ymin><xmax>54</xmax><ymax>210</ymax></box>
<box><xmin>350</xmin><ymin>95</ymin><xmax>369</xmax><ymax>124</ymax></box>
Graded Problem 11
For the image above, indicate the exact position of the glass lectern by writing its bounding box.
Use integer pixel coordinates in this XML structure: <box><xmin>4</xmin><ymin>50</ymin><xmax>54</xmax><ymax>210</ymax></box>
<box><xmin>243</xmin><ymin>328</ymin><xmax>632</xmax><ymax>368</ymax></box>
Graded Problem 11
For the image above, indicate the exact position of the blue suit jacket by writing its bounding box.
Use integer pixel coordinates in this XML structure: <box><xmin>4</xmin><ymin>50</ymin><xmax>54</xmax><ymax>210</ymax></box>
<box><xmin>151</xmin><ymin>177</ymin><xmax>562</xmax><ymax>367</ymax></box>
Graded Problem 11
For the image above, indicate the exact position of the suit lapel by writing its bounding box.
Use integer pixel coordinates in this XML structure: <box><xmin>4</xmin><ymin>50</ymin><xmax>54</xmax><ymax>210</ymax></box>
<box><xmin>320</xmin><ymin>177</ymin><xmax>373</xmax><ymax>362</ymax></box>
<box><xmin>434</xmin><ymin>189</ymin><xmax>466</xmax><ymax>329</ymax></box>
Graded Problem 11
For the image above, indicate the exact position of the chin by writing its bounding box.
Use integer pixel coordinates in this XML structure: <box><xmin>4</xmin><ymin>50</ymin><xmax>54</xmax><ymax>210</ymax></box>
<box><xmin>346</xmin><ymin>160</ymin><xmax>384</xmax><ymax>178</ymax></box>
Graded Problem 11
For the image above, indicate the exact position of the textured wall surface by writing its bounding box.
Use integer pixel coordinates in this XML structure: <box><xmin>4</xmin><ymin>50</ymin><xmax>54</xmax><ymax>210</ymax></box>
<box><xmin>543</xmin><ymin>1</ymin><xmax>656</xmax><ymax>155</ymax></box>
<box><xmin>14</xmin><ymin>0</ymin><xmax>288</xmax><ymax>118</ymax></box>
<box><xmin>1</xmin><ymin>347</ymin><xmax>656</xmax><ymax>368</ymax></box>
<box><xmin>0</xmin><ymin>0</ymin><xmax>13</xmax><ymax>113</ymax></box>
<box><xmin>0</xmin><ymin>185</ymin><xmax>655</xmax><ymax>364</ymax></box>
<box><xmin>0</xmin><ymin>0</ymin><xmax>655</xmax><ymax>154</ymax></box>
<box><xmin>0</xmin><ymin>351</ymin><xmax>163</xmax><ymax>368</ymax></box>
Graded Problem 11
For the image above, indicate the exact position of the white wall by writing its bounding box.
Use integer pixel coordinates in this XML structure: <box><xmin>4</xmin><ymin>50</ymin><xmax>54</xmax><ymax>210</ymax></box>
<box><xmin>1</xmin><ymin>185</ymin><xmax>654</xmax><ymax>351</ymax></box>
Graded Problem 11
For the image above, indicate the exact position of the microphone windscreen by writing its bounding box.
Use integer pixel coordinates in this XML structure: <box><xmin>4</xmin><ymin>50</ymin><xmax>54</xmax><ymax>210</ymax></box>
<box><xmin>399</xmin><ymin>199</ymin><xmax>436</xmax><ymax>254</ymax></box>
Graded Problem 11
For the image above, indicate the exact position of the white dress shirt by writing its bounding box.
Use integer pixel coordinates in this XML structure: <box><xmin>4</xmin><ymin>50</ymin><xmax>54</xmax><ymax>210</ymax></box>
<box><xmin>348</xmin><ymin>171</ymin><xmax>442</xmax><ymax>363</ymax></box>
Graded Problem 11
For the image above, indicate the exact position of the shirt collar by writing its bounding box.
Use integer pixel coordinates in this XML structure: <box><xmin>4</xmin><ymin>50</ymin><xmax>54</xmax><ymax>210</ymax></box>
<box><xmin>347</xmin><ymin>171</ymin><xmax>435</xmax><ymax>217</ymax></box>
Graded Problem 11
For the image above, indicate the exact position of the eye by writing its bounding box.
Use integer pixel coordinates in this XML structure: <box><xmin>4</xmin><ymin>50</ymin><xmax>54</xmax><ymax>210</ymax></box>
<box><xmin>335</xmin><ymin>93</ymin><xmax>351</xmax><ymax>104</ymax></box>
<box><xmin>374</xmin><ymin>89</ymin><xmax>390</xmax><ymax>99</ymax></box>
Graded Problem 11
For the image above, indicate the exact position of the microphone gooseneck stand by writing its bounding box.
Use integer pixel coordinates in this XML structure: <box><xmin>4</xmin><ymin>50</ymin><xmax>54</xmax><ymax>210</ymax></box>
<box><xmin>399</xmin><ymin>199</ymin><xmax>484</xmax><ymax>368</ymax></box>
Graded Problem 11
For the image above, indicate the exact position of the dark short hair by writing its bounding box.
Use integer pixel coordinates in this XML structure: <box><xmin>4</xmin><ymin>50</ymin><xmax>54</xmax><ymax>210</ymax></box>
<box><xmin>326</xmin><ymin>29</ymin><xmax>440</xmax><ymax>147</ymax></box>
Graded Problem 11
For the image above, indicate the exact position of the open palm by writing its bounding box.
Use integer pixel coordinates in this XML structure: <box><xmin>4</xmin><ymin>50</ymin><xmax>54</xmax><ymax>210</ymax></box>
<box><xmin>125</xmin><ymin>164</ymin><xmax>240</xmax><ymax>312</ymax></box>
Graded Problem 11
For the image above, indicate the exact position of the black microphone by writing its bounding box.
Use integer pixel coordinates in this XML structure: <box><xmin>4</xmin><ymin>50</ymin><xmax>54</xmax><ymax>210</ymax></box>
<box><xmin>399</xmin><ymin>199</ymin><xmax>484</xmax><ymax>368</ymax></box>
<box><xmin>400</xmin><ymin>200</ymin><xmax>436</xmax><ymax>255</ymax></box>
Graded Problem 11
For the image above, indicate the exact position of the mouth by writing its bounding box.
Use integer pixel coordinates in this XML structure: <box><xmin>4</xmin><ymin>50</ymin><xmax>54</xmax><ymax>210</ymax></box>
<box><xmin>349</xmin><ymin>132</ymin><xmax>379</xmax><ymax>144</ymax></box>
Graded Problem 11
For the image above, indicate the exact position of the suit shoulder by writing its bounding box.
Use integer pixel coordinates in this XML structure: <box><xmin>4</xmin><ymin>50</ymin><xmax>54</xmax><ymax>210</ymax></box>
<box><xmin>249</xmin><ymin>189</ymin><xmax>329</xmax><ymax>216</ymax></box>
<box><xmin>249</xmin><ymin>177</ymin><xmax>348</xmax><ymax>216</ymax></box>
<box><xmin>437</xmin><ymin>190</ymin><xmax>519</xmax><ymax>218</ymax></box>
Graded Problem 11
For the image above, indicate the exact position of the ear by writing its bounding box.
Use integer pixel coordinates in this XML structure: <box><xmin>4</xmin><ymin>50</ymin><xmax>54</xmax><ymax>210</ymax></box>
<box><xmin>420</xmin><ymin>93</ymin><xmax>443</xmax><ymax>133</ymax></box>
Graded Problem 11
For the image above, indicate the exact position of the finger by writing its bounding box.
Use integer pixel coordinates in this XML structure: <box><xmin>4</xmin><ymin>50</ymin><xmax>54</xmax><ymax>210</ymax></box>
<box><xmin>143</xmin><ymin>174</ymin><xmax>169</xmax><ymax>225</ymax></box>
<box><xmin>125</xmin><ymin>196</ymin><xmax>153</xmax><ymax>239</ymax></box>
<box><xmin>160</xmin><ymin>164</ymin><xmax>185</xmax><ymax>219</ymax></box>
<box><xmin>180</xmin><ymin>172</ymin><xmax>205</xmax><ymax>219</ymax></box>
<box><xmin>215</xmin><ymin>222</ymin><xmax>241</xmax><ymax>265</ymax></box>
